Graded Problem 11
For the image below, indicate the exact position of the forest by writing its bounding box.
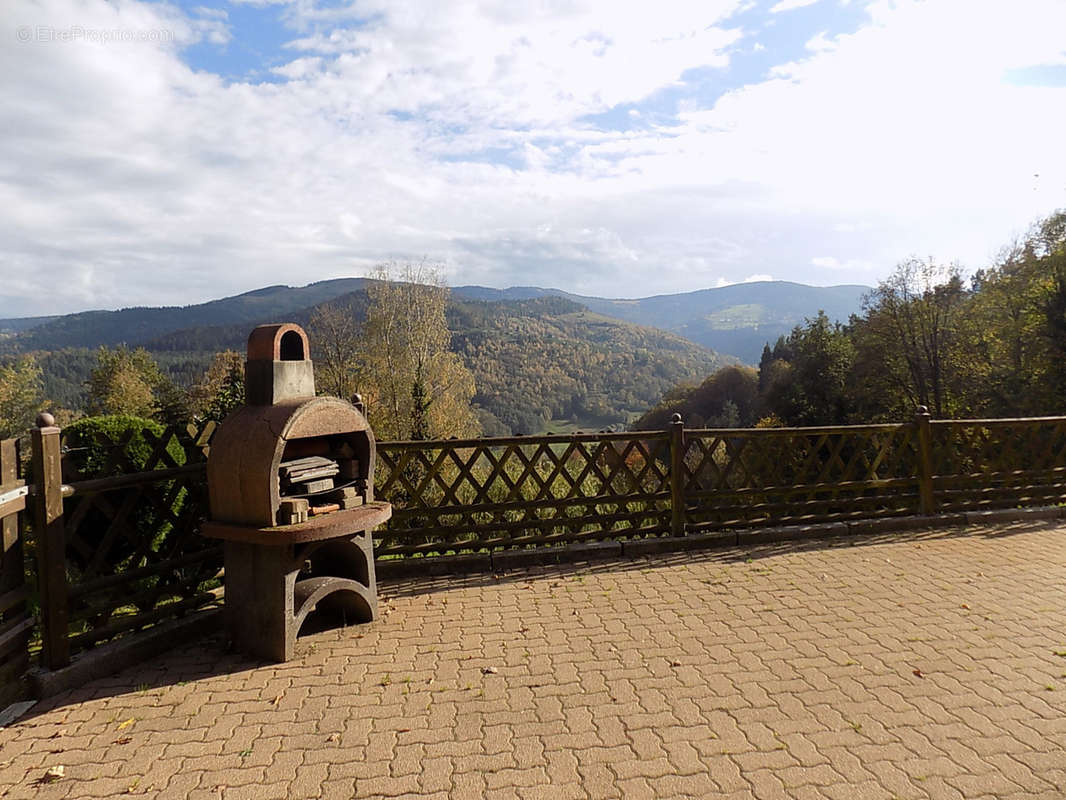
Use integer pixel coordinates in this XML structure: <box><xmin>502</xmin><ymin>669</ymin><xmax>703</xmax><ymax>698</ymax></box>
<box><xmin>636</xmin><ymin>211</ymin><xmax>1066</xmax><ymax>430</ymax></box>
<box><xmin>0</xmin><ymin>265</ymin><xmax>723</xmax><ymax>440</ymax></box>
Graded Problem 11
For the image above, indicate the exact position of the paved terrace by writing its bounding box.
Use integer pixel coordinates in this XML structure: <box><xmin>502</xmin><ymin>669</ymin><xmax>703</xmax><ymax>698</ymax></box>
<box><xmin>2</xmin><ymin>521</ymin><xmax>1065</xmax><ymax>800</ymax></box>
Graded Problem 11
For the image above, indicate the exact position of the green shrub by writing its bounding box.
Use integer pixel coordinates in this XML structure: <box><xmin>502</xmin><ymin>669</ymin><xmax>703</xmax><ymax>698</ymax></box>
<box><xmin>61</xmin><ymin>415</ymin><xmax>187</xmax><ymax>576</ymax></box>
<box><xmin>63</xmin><ymin>414</ymin><xmax>185</xmax><ymax>477</ymax></box>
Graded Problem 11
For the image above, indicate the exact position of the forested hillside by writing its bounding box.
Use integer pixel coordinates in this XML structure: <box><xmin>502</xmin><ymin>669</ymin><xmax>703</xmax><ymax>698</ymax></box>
<box><xmin>0</xmin><ymin>279</ymin><xmax>370</xmax><ymax>352</ymax></box>
<box><xmin>4</xmin><ymin>291</ymin><xmax>725</xmax><ymax>436</ymax></box>
<box><xmin>448</xmin><ymin>298</ymin><xmax>726</xmax><ymax>433</ymax></box>
<box><xmin>558</xmin><ymin>281</ymin><xmax>866</xmax><ymax>364</ymax></box>
<box><xmin>445</xmin><ymin>282</ymin><xmax>866</xmax><ymax>364</ymax></box>
<box><xmin>0</xmin><ymin>279</ymin><xmax>865</xmax><ymax>365</ymax></box>
<box><xmin>636</xmin><ymin>211</ymin><xmax>1066</xmax><ymax>430</ymax></box>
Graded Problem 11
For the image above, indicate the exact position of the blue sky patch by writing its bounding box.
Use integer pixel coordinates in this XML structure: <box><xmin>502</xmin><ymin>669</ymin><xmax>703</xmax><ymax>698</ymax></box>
<box><xmin>1004</xmin><ymin>64</ymin><xmax>1066</xmax><ymax>88</ymax></box>
<box><xmin>163</xmin><ymin>0</ymin><xmax>298</xmax><ymax>81</ymax></box>
<box><xmin>576</xmin><ymin>0</ymin><xmax>873</xmax><ymax>136</ymax></box>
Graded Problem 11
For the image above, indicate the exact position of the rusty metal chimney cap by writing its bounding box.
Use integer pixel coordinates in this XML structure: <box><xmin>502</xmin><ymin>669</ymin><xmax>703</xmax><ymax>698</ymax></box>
<box><xmin>248</xmin><ymin>324</ymin><xmax>310</xmax><ymax>362</ymax></box>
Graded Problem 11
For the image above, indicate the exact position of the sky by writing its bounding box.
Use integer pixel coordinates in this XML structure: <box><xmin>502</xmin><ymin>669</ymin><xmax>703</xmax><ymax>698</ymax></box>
<box><xmin>2</xmin><ymin>0</ymin><xmax>1065</xmax><ymax>318</ymax></box>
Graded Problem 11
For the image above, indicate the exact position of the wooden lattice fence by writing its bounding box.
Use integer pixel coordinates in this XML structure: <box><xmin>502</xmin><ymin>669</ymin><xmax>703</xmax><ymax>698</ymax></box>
<box><xmin>929</xmin><ymin>417</ymin><xmax>1066</xmax><ymax>512</ymax></box>
<box><xmin>374</xmin><ymin>431</ymin><xmax>673</xmax><ymax>557</ymax></box>
<box><xmin>680</xmin><ymin>423</ymin><xmax>923</xmax><ymax>530</ymax></box>
<box><xmin>15</xmin><ymin>410</ymin><xmax>1066</xmax><ymax>674</ymax></box>
<box><xmin>34</xmin><ymin>422</ymin><xmax>222</xmax><ymax>667</ymax></box>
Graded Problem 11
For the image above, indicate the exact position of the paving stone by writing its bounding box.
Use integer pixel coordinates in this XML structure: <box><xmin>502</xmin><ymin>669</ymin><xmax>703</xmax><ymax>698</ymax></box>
<box><xmin>2</xmin><ymin>523</ymin><xmax>1065</xmax><ymax>799</ymax></box>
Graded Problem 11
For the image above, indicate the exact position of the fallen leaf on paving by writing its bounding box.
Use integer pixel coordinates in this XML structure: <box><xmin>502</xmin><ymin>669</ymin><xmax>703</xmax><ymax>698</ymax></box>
<box><xmin>114</xmin><ymin>737</ymin><xmax>133</xmax><ymax>745</ymax></box>
<box><xmin>670</xmin><ymin>660</ymin><xmax>682</xmax><ymax>667</ymax></box>
<box><xmin>481</xmin><ymin>666</ymin><xmax>499</xmax><ymax>675</ymax></box>
<box><xmin>326</xmin><ymin>734</ymin><xmax>338</xmax><ymax>743</ymax></box>
<box><xmin>272</xmin><ymin>694</ymin><xmax>282</xmax><ymax>706</ymax></box>
<box><xmin>960</xmin><ymin>604</ymin><xmax>970</xmax><ymax>609</ymax></box>
<box><xmin>117</xmin><ymin>719</ymin><xmax>135</xmax><ymax>730</ymax></box>
<box><xmin>912</xmin><ymin>669</ymin><xmax>924</xmax><ymax>678</ymax></box>
<box><xmin>40</xmin><ymin>766</ymin><xmax>65</xmax><ymax>783</ymax></box>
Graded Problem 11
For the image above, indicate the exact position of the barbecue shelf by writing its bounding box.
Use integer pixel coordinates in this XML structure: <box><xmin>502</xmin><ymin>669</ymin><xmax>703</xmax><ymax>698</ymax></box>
<box><xmin>201</xmin><ymin>502</ymin><xmax>391</xmax><ymax>545</ymax></box>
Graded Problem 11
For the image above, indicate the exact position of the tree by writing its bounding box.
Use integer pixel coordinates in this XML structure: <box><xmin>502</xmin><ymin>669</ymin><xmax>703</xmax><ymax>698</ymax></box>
<box><xmin>1042</xmin><ymin>249</ymin><xmax>1066</xmax><ymax>406</ymax></box>
<box><xmin>0</xmin><ymin>355</ymin><xmax>45</xmax><ymax>438</ymax></box>
<box><xmin>308</xmin><ymin>299</ymin><xmax>362</xmax><ymax>402</ymax></box>
<box><xmin>356</xmin><ymin>262</ymin><xmax>479</xmax><ymax>440</ymax></box>
<box><xmin>851</xmin><ymin>259</ymin><xmax>965</xmax><ymax>419</ymax></box>
<box><xmin>762</xmin><ymin>312</ymin><xmax>855</xmax><ymax>426</ymax></box>
<box><xmin>959</xmin><ymin>241</ymin><xmax>1052</xmax><ymax>415</ymax></box>
<box><xmin>85</xmin><ymin>346</ymin><xmax>166</xmax><ymax>419</ymax></box>
<box><xmin>960</xmin><ymin>211</ymin><xmax>1066</xmax><ymax>415</ymax></box>
<box><xmin>632</xmin><ymin>365</ymin><xmax>758</xmax><ymax>429</ymax></box>
<box><xmin>190</xmin><ymin>351</ymin><xmax>245</xmax><ymax>422</ymax></box>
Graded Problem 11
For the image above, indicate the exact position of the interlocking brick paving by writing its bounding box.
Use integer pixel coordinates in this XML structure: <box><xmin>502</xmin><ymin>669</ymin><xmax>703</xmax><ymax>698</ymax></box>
<box><xmin>2</xmin><ymin>520</ymin><xmax>1066</xmax><ymax>799</ymax></box>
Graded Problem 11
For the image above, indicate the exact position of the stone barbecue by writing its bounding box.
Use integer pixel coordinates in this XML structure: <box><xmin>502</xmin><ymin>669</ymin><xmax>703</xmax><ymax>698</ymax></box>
<box><xmin>201</xmin><ymin>323</ymin><xmax>391</xmax><ymax>662</ymax></box>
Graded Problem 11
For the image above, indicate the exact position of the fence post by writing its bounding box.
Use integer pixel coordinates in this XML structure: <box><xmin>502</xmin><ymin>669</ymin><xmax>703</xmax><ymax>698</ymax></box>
<box><xmin>915</xmin><ymin>406</ymin><xmax>935</xmax><ymax>516</ymax></box>
<box><xmin>669</xmin><ymin>414</ymin><xmax>686</xmax><ymax>537</ymax></box>
<box><xmin>0</xmin><ymin>438</ymin><xmax>30</xmax><ymax>706</ymax></box>
<box><xmin>31</xmin><ymin>412</ymin><xmax>70</xmax><ymax>669</ymax></box>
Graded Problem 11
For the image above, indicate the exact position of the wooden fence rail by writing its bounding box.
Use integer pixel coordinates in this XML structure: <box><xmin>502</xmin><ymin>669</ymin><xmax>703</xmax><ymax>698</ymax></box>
<box><xmin>375</xmin><ymin>430</ymin><xmax>673</xmax><ymax>557</ymax></box>
<box><xmin>679</xmin><ymin>422</ymin><xmax>923</xmax><ymax>530</ymax></box>
<box><xmin>11</xmin><ymin>409</ymin><xmax>1066</xmax><ymax>676</ymax></box>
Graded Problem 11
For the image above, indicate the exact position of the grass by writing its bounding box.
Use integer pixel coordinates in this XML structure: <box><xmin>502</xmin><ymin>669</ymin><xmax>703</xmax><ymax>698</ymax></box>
<box><xmin>536</xmin><ymin>416</ymin><xmax>627</xmax><ymax>436</ymax></box>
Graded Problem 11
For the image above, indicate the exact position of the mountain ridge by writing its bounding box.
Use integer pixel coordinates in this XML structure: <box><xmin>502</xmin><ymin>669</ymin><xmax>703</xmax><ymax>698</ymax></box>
<box><xmin>1</xmin><ymin>278</ymin><xmax>869</xmax><ymax>363</ymax></box>
<box><xmin>18</xmin><ymin>291</ymin><xmax>727</xmax><ymax>436</ymax></box>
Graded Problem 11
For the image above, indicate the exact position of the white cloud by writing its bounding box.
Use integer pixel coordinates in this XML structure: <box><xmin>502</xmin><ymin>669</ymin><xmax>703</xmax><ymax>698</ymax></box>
<box><xmin>1</xmin><ymin>0</ymin><xmax>1065</xmax><ymax>316</ymax></box>
<box><xmin>805</xmin><ymin>31</ymin><xmax>836</xmax><ymax>52</ymax></box>
<box><xmin>271</xmin><ymin>56</ymin><xmax>322</xmax><ymax>79</ymax></box>
<box><xmin>714</xmin><ymin>273</ymin><xmax>774</xmax><ymax>288</ymax></box>
<box><xmin>769</xmin><ymin>0</ymin><xmax>820</xmax><ymax>13</ymax></box>
<box><xmin>811</xmin><ymin>256</ymin><xmax>873</xmax><ymax>272</ymax></box>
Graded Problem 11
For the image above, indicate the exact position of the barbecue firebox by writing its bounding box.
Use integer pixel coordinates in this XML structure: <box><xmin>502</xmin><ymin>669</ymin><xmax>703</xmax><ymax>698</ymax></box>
<box><xmin>202</xmin><ymin>323</ymin><xmax>391</xmax><ymax>661</ymax></box>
